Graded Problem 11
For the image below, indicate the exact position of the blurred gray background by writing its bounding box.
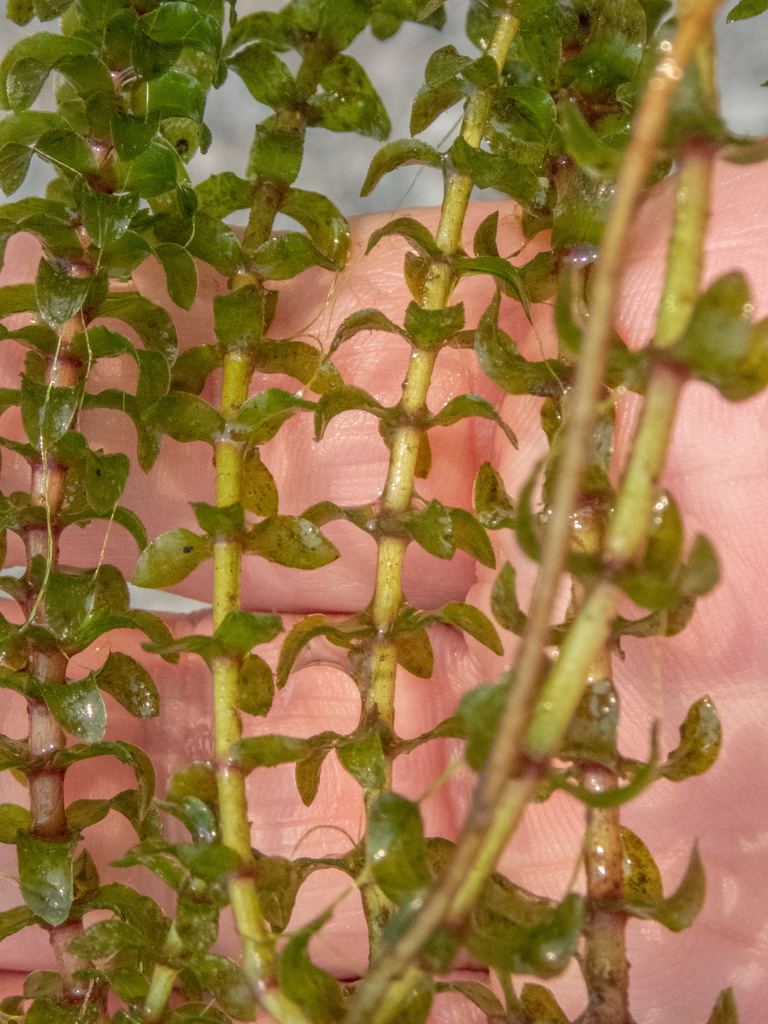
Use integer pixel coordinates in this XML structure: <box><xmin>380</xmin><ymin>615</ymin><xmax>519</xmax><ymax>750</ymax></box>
<box><xmin>2</xmin><ymin>0</ymin><xmax>768</xmax><ymax>223</ymax></box>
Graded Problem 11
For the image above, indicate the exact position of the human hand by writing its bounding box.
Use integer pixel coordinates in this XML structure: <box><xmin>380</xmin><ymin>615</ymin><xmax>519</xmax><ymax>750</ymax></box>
<box><xmin>0</xmin><ymin>158</ymin><xmax>766</xmax><ymax>1023</ymax></box>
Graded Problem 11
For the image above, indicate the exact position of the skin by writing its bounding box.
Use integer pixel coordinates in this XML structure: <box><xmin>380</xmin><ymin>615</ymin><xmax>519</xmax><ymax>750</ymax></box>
<box><xmin>0</xmin><ymin>158</ymin><xmax>766</xmax><ymax>1022</ymax></box>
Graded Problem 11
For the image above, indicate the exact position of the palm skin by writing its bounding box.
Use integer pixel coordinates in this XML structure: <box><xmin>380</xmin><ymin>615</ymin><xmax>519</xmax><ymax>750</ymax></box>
<box><xmin>0</xmin><ymin>159</ymin><xmax>765</xmax><ymax>1024</ymax></box>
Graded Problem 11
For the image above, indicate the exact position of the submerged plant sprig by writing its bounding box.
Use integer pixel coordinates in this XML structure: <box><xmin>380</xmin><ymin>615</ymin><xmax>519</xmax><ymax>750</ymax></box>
<box><xmin>1</xmin><ymin>0</ymin><xmax>767</xmax><ymax>1021</ymax></box>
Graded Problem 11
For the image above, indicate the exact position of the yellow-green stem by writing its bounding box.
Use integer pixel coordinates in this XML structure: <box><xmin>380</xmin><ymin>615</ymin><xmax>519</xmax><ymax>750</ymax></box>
<box><xmin>361</xmin><ymin>5</ymin><xmax>520</xmax><ymax>944</ymax></box>
<box><xmin>346</xmin><ymin>4</ymin><xmax>721</xmax><ymax>1017</ymax></box>
<box><xmin>212</xmin><ymin>349</ymin><xmax>308</xmax><ymax>1023</ymax></box>
<box><xmin>606</xmin><ymin>153</ymin><xmax>712</xmax><ymax>562</ymax></box>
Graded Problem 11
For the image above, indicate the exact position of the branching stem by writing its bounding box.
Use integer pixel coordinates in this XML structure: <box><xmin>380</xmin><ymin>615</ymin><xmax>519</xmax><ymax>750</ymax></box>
<box><xmin>361</xmin><ymin>3</ymin><xmax>519</xmax><ymax>944</ymax></box>
<box><xmin>347</xmin><ymin>2</ymin><xmax>721</xmax><ymax>1017</ymax></box>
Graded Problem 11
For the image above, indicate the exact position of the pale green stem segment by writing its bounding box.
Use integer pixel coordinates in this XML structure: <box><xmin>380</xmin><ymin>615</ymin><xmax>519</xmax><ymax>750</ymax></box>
<box><xmin>346</xmin><ymin>3</ymin><xmax>721</xmax><ymax>1017</ymax></box>
<box><xmin>143</xmin><ymin>926</ymin><xmax>183</xmax><ymax>1023</ymax></box>
<box><xmin>211</xmin><ymin>348</ymin><xmax>309</xmax><ymax>1024</ymax></box>
<box><xmin>361</xmin><ymin>5</ymin><xmax>519</xmax><ymax>941</ymax></box>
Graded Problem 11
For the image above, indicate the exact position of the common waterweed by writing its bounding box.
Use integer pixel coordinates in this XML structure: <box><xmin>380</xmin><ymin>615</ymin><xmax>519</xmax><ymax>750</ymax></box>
<box><xmin>0</xmin><ymin>0</ymin><xmax>765</xmax><ymax>1022</ymax></box>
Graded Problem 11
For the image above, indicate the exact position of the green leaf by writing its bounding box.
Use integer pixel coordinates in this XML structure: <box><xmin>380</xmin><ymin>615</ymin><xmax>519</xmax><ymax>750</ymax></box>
<box><xmin>295</xmin><ymin>746</ymin><xmax>330</xmax><ymax>808</ymax></box>
<box><xmin>111</xmin><ymin>109</ymin><xmax>160</xmax><ymax>161</ymax></box>
<box><xmin>233</xmin><ymin>735</ymin><xmax>311</xmax><ymax>773</ymax></box>
<box><xmin>54</xmin><ymin>741</ymin><xmax>155</xmax><ymax>818</ymax></box>
<box><xmin>450</xmin><ymin>135</ymin><xmax>547</xmax><ymax>211</ymax></box>
<box><xmin>77</xmin><ymin>183</ymin><xmax>138</xmax><ymax>249</ymax></box>
<box><xmin>367</xmin><ymin>792</ymin><xmax>431</xmax><ymax>905</ymax></box>
<box><xmin>133</xmin><ymin>528</ymin><xmax>212</xmax><ymax>588</ymax></box>
<box><xmin>405</xmin><ymin>499</ymin><xmax>453</xmax><ymax>559</ymax></box>
<box><xmin>308</xmin><ymin>55</ymin><xmax>390</xmax><ymax>141</ymax></box>
<box><xmin>410</xmin><ymin>75</ymin><xmax>464</xmax><ymax>135</ymax></box>
<box><xmin>97</xmin><ymin>292</ymin><xmax>178</xmax><ymax>363</ymax></box>
<box><xmin>429</xmin><ymin>392</ymin><xmax>517</xmax><ymax>447</ymax></box>
<box><xmin>171</xmin><ymin>344</ymin><xmax>222</xmax><ymax>395</ymax></box>
<box><xmin>0</xmin><ymin>34</ymin><xmax>92</xmax><ymax>111</ymax></box>
<box><xmin>624</xmin><ymin>842</ymin><xmax>706</xmax><ymax>932</ymax></box>
<box><xmin>474</xmin><ymin>461</ymin><xmax>516</xmax><ymax>530</ymax></box>
<box><xmin>281</xmin><ymin>188</ymin><xmax>350</xmax><ymax>268</ymax></box>
<box><xmin>519</xmin><ymin>984</ymin><xmax>569</xmax><ymax>1024</ymax></box>
<box><xmin>704</xmin><ymin>989</ymin><xmax>740</xmax><ymax>1024</ymax></box>
<box><xmin>95</xmin><ymin>651</ymin><xmax>159</xmax><ymax>719</ymax></box>
<box><xmin>473</xmin><ymin>210</ymin><xmax>499</xmax><ymax>258</ymax></box>
<box><xmin>35</xmin><ymin>128</ymin><xmax>98</xmax><ymax>177</ymax></box>
<box><xmin>195</xmin><ymin>172</ymin><xmax>254</xmax><ymax>220</ymax></box>
<box><xmin>621</xmin><ymin>827</ymin><xmax>663</xmax><ymax>904</ymax></box>
<box><xmin>404</xmin><ymin>300</ymin><xmax>464</xmax><ymax>350</ymax></box>
<box><xmin>144</xmin><ymin>393</ymin><xmax>225</xmax><ymax>444</ymax></box>
<box><xmin>279</xmin><ymin>917</ymin><xmax>344</xmax><ymax>1024</ymax></box>
<box><xmin>155</xmin><ymin>243</ymin><xmax>197</xmax><ymax>310</ymax></box>
<box><xmin>666</xmin><ymin>273</ymin><xmax>768</xmax><ymax>402</ymax></box>
<box><xmin>42</xmin><ymin>563</ymin><xmax>134</xmax><ymax>654</ymax></box>
<box><xmin>233</xmin><ymin>387</ymin><xmax>317</xmax><ymax>444</ymax></box>
<box><xmin>213</xmin><ymin>285</ymin><xmax>268</xmax><ymax>350</ymax></box>
<box><xmin>68</xmin><ymin>918</ymin><xmax>146</xmax><ymax>959</ymax></box>
<box><xmin>456</xmin><ymin>676</ymin><xmax>510</xmax><ymax>771</ymax></box>
<box><xmin>314</xmin><ymin>384</ymin><xmax>387</xmax><ymax>441</ymax></box>
<box><xmin>245</xmin><ymin>516</ymin><xmax>339</xmax><ymax>570</ymax></box>
<box><xmin>168</xmin><ymin>762</ymin><xmax>218</xmax><ymax>811</ymax></box>
<box><xmin>0</xmin><ymin>904</ymin><xmax>37</xmax><ymax>941</ymax></box>
<box><xmin>21</xmin><ymin>374</ymin><xmax>80</xmax><ymax>447</ymax></box>
<box><xmin>241</xmin><ymin>447</ymin><xmax>279</xmax><ymax>516</ymax></box>
<box><xmin>249</xmin><ymin>232</ymin><xmax>340</xmax><ymax>279</ymax></box>
<box><xmin>361</xmin><ymin>139</ymin><xmax>442</xmax><ymax>197</ymax></box>
<box><xmin>276</xmin><ymin>612</ymin><xmax>373</xmax><ymax>687</ymax></box>
<box><xmin>336</xmin><ymin>730</ymin><xmax>387</xmax><ymax>792</ymax></box>
<box><xmin>0</xmin><ymin>802</ymin><xmax>30</xmax><ymax>842</ymax></box>
<box><xmin>139</xmin><ymin>3</ymin><xmax>221</xmax><ymax>56</ymax></box>
<box><xmin>456</xmin><ymin>254</ymin><xmax>533</xmax><ymax>320</ymax></box>
<box><xmin>448</xmin><ymin>507</ymin><xmax>495</xmax><ymax>568</ymax></box>
<box><xmin>468</xmin><ymin>890</ymin><xmax>584</xmax><ymax>977</ymax></box>
<box><xmin>727</xmin><ymin>0</ymin><xmax>768</xmax><ymax>18</ymax></box>
<box><xmin>228</xmin><ymin>42</ymin><xmax>297</xmax><ymax>109</ymax></box>
<box><xmin>438</xmin><ymin>602</ymin><xmax>503</xmax><ymax>655</ymax></box>
<box><xmin>559</xmin><ymin>677</ymin><xmax>619</xmax><ymax>768</ymax></box>
<box><xmin>557</xmin><ymin>99</ymin><xmax>622</xmax><ymax>177</ymax></box>
<box><xmin>246</xmin><ymin>116</ymin><xmax>304</xmax><ymax>186</ymax></box>
<box><xmin>187</xmin><ymin>211</ymin><xmax>244</xmax><ymax>277</ymax></box>
<box><xmin>175</xmin><ymin>896</ymin><xmax>219</xmax><ymax>953</ymax></box>
<box><xmin>65</xmin><ymin>798</ymin><xmax>110</xmax><ymax>833</ymax></box>
<box><xmin>17</xmin><ymin>830</ymin><xmax>76</xmax><ymax>926</ymax></box>
<box><xmin>34</xmin><ymin>256</ymin><xmax>89</xmax><ymax>328</ymax></box>
<box><xmin>186</xmin><ymin>954</ymin><xmax>255</xmax><ymax>1021</ymax></box>
<box><xmin>37</xmin><ymin>676</ymin><xmax>107</xmax><ymax>742</ymax></box>
<box><xmin>215</xmin><ymin>610</ymin><xmax>282</xmax><ymax>653</ymax></box>
<box><xmin>434</xmin><ymin>981</ymin><xmax>504</xmax><ymax>1018</ymax></box>
<box><xmin>6</xmin><ymin>0</ymin><xmax>34</xmax><ymax>24</ymax></box>
<box><xmin>475</xmin><ymin>293</ymin><xmax>569</xmax><ymax>396</ymax></box>
<box><xmin>491</xmin><ymin>562</ymin><xmax>527</xmax><ymax>634</ymax></box>
<box><xmin>393</xmin><ymin>624</ymin><xmax>434</xmax><ymax>678</ymax></box>
<box><xmin>192</xmin><ymin>501</ymin><xmax>245</xmax><ymax>538</ymax></box>
<box><xmin>366</xmin><ymin>216</ymin><xmax>441</xmax><ymax>260</ymax></box>
<box><xmin>84</xmin><ymin>448</ymin><xmax>130</xmax><ymax>514</ymax></box>
<box><xmin>680</xmin><ymin>534</ymin><xmax>719</xmax><ymax>597</ymax></box>
<box><xmin>330</xmin><ymin>307</ymin><xmax>405</xmax><ymax>355</ymax></box>
<box><xmin>250</xmin><ymin>340</ymin><xmax>342</xmax><ymax>396</ymax></box>
<box><xmin>239</xmin><ymin>653</ymin><xmax>274</xmax><ymax>717</ymax></box>
<box><xmin>662</xmin><ymin>696</ymin><xmax>722</xmax><ymax>781</ymax></box>
<box><xmin>0</xmin><ymin>141</ymin><xmax>32</xmax><ymax>195</ymax></box>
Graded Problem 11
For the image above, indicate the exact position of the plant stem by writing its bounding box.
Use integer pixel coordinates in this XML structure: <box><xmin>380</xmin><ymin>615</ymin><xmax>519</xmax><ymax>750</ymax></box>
<box><xmin>347</xmin><ymin>3</ymin><xmax>721</xmax><ymax>1017</ymax></box>
<box><xmin>212</xmin><ymin>343</ymin><xmax>309</xmax><ymax>1024</ymax></box>
<box><xmin>360</xmin><ymin>4</ymin><xmax>519</xmax><ymax>944</ymax></box>
<box><xmin>578</xmin><ymin>760</ymin><xmax>631</xmax><ymax>1024</ymax></box>
<box><xmin>23</xmin><ymin>316</ymin><xmax>96</xmax><ymax>1002</ymax></box>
